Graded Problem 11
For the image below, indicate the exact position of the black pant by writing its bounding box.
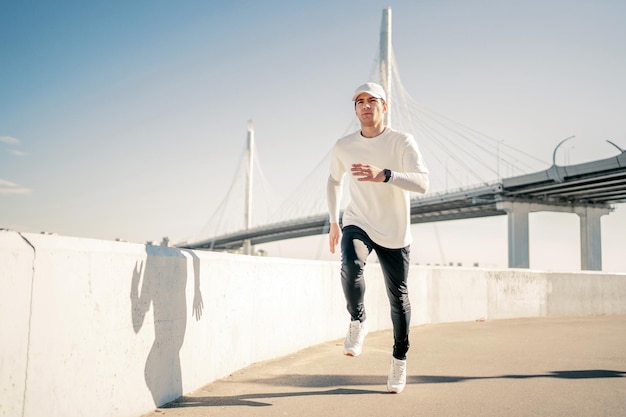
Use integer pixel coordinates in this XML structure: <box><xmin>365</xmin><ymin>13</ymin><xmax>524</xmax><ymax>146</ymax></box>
<box><xmin>340</xmin><ymin>225</ymin><xmax>411</xmax><ymax>360</ymax></box>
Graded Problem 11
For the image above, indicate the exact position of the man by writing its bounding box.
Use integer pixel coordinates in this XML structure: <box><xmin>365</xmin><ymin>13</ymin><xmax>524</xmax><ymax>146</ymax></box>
<box><xmin>327</xmin><ymin>82</ymin><xmax>429</xmax><ymax>393</ymax></box>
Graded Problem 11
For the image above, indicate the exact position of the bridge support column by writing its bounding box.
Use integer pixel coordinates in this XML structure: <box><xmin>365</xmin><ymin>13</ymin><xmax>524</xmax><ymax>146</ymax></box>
<box><xmin>575</xmin><ymin>206</ymin><xmax>609</xmax><ymax>271</ymax></box>
<box><xmin>243</xmin><ymin>239</ymin><xmax>252</xmax><ymax>256</ymax></box>
<box><xmin>497</xmin><ymin>201</ymin><xmax>530</xmax><ymax>268</ymax></box>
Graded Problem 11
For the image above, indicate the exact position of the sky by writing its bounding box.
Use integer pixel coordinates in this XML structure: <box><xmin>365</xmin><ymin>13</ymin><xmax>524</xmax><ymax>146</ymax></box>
<box><xmin>1</xmin><ymin>0</ymin><xmax>625</xmax><ymax>272</ymax></box>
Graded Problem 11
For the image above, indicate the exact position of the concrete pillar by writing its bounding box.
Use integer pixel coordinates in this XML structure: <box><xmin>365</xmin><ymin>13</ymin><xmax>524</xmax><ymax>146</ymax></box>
<box><xmin>497</xmin><ymin>201</ymin><xmax>530</xmax><ymax>268</ymax></box>
<box><xmin>576</xmin><ymin>206</ymin><xmax>609</xmax><ymax>271</ymax></box>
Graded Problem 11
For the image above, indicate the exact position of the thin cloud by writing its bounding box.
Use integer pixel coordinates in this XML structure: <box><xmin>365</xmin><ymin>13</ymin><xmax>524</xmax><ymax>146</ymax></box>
<box><xmin>0</xmin><ymin>179</ymin><xmax>32</xmax><ymax>196</ymax></box>
<box><xmin>0</xmin><ymin>136</ymin><xmax>20</xmax><ymax>145</ymax></box>
<box><xmin>1</xmin><ymin>136</ymin><xmax>26</xmax><ymax>156</ymax></box>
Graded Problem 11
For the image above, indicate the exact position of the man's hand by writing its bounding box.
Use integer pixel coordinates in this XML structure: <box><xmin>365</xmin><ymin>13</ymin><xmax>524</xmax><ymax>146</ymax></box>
<box><xmin>329</xmin><ymin>223</ymin><xmax>341</xmax><ymax>254</ymax></box>
<box><xmin>351</xmin><ymin>163</ymin><xmax>385</xmax><ymax>182</ymax></box>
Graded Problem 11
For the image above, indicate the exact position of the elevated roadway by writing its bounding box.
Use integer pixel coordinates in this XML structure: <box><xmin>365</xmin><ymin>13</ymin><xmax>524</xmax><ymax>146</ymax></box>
<box><xmin>180</xmin><ymin>150</ymin><xmax>626</xmax><ymax>270</ymax></box>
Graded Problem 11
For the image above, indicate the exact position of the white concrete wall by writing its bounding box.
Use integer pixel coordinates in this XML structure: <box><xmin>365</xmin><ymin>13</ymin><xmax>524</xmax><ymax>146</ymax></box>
<box><xmin>1</xmin><ymin>230</ymin><xmax>625</xmax><ymax>417</ymax></box>
<box><xmin>0</xmin><ymin>232</ymin><xmax>33</xmax><ymax>417</ymax></box>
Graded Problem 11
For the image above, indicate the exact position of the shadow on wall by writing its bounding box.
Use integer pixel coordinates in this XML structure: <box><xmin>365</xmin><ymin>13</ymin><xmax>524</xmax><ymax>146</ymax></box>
<box><xmin>130</xmin><ymin>245</ymin><xmax>203</xmax><ymax>405</ymax></box>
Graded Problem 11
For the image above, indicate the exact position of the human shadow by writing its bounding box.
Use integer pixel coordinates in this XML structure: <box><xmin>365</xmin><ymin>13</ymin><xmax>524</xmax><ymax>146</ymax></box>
<box><xmin>182</xmin><ymin>249</ymin><xmax>203</xmax><ymax>321</ymax></box>
<box><xmin>130</xmin><ymin>245</ymin><xmax>203</xmax><ymax>405</ymax></box>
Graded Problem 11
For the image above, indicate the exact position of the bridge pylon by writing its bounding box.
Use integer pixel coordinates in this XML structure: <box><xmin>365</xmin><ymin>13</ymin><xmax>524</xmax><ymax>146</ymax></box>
<box><xmin>243</xmin><ymin>120</ymin><xmax>254</xmax><ymax>255</ymax></box>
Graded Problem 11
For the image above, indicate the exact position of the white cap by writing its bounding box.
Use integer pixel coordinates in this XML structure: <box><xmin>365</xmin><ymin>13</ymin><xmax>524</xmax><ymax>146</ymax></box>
<box><xmin>352</xmin><ymin>82</ymin><xmax>387</xmax><ymax>102</ymax></box>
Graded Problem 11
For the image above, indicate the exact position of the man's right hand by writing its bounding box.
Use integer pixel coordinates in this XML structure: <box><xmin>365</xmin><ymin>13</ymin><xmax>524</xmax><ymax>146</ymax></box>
<box><xmin>329</xmin><ymin>223</ymin><xmax>341</xmax><ymax>254</ymax></box>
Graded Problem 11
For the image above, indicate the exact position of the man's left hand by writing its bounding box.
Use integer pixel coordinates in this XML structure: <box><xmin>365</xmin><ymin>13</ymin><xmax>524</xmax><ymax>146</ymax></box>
<box><xmin>351</xmin><ymin>163</ymin><xmax>385</xmax><ymax>182</ymax></box>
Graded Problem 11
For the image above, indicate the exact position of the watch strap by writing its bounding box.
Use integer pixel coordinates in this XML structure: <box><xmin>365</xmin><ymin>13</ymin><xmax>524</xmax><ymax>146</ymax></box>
<box><xmin>383</xmin><ymin>169</ymin><xmax>391</xmax><ymax>183</ymax></box>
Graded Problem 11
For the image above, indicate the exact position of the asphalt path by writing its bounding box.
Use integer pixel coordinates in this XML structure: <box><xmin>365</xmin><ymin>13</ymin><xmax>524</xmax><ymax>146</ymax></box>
<box><xmin>140</xmin><ymin>315</ymin><xmax>626</xmax><ymax>417</ymax></box>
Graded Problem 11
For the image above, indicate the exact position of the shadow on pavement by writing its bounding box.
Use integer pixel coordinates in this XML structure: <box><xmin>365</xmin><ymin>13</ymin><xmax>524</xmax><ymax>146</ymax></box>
<box><xmin>162</xmin><ymin>369</ymin><xmax>624</xmax><ymax>409</ymax></box>
<box><xmin>415</xmin><ymin>369</ymin><xmax>626</xmax><ymax>383</ymax></box>
<box><xmin>163</xmin><ymin>387</ymin><xmax>385</xmax><ymax>408</ymax></box>
<box><xmin>240</xmin><ymin>369</ymin><xmax>625</xmax><ymax>389</ymax></box>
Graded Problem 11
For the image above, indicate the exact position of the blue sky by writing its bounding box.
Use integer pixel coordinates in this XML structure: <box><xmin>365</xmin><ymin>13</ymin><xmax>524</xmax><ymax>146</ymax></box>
<box><xmin>1</xmin><ymin>0</ymin><xmax>625</xmax><ymax>271</ymax></box>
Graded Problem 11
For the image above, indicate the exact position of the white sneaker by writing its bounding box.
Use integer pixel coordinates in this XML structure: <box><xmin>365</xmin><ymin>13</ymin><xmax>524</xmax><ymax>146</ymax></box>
<box><xmin>343</xmin><ymin>320</ymin><xmax>368</xmax><ymax>356</ymax></box>
<box><xmin>387</xmin><ymin>357</ymin><xmax>407</xmax><ymax>393</ymax></box>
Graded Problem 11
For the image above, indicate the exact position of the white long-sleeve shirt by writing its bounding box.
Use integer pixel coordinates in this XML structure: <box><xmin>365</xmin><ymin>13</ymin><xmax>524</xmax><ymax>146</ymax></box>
<box><xmin>327</xmin><ymin>127</ymin><xmax>429</xmax><ymax>248</ymax></box>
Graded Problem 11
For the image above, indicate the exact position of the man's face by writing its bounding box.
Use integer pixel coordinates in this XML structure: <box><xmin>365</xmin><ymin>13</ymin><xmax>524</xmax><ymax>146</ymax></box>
<box><xmin>354</xmin><ymin>93</ymin><xmax>386</xmax><ymax>126</ymax></box>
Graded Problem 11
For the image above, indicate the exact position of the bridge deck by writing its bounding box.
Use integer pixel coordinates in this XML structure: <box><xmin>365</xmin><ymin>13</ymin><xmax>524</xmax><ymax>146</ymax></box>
<box><xmin>180</xmin><ymin>151</ymin><xmax>626</xmax><ymax>251</ymax></box>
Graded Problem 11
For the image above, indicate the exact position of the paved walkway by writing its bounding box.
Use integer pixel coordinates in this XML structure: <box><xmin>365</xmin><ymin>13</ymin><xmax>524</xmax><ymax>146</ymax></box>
<box><xmin>140</xmin><ymin>315</ymin><xmax>626</xmax><ymax>417</ymax></box>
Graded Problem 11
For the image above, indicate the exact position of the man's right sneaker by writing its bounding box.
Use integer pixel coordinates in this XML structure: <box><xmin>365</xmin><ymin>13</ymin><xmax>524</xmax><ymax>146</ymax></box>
<box><xmin>343</xmin><ymin>320</ymin><xmax>368</xmax><ymax>356</ymax></box>
<box><xmin>387</xmin><ymin>356</ymin><xmax>407</xmax><ymax>393</ymax></box>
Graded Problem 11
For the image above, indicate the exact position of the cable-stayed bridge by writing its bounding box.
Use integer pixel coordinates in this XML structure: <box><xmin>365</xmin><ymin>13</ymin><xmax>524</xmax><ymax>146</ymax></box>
<box><xmin>178</xmin><ymin>8</ymin><xmax>626</xmax><ymax>271</ymax></box>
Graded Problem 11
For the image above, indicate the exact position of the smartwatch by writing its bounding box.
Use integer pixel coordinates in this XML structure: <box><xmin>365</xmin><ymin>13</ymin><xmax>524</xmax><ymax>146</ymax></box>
<box><xmin>383</xmin><ymin>169</ymin><xmax>392</xmax><ymax>183</ymax></box>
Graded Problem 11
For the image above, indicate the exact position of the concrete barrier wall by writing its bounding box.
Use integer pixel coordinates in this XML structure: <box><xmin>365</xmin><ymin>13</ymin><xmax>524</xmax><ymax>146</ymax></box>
<box><xmin>1</xmin><ymin>230</ymin><xmax>625</xmax><ymax>417</ymax></box>
<box><xmin>0</xmin><ymin>232</ymin><xmax>33</xmax><ymax>417</ymax></box>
